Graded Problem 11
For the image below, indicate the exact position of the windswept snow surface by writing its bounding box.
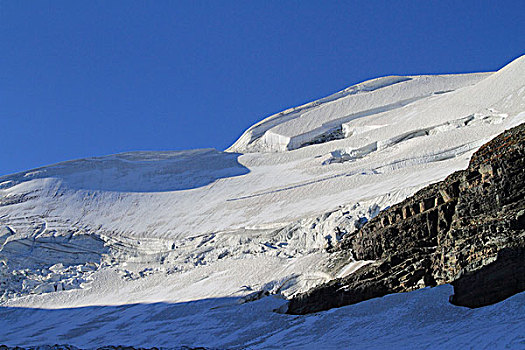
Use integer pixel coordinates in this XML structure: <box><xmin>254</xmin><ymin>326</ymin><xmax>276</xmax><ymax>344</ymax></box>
<box><xmin>1</xmin><ymin>55</ymin><xmax>525</xmax><ymax>348</ymax></box>
<box><xmin>1</xmin><ymin>285</ymin><xmax>524</xmax><ymax>349</ymax></box>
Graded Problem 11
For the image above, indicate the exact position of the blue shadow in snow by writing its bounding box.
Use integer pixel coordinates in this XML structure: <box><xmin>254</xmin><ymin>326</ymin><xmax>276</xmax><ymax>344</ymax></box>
<box><xmin>0</xmin><ymin>149</ymin><xmax>249</xmax><ymax>193</ymax></box>
<box><xmin>0</xmin><ymin>296</ymin><xmax>287</xmax><ymax>349</ymax></box>
<box><xmin>0</xmin><ymin>286</ymin><xmax>524</xmax><ymax>349</ymax></box>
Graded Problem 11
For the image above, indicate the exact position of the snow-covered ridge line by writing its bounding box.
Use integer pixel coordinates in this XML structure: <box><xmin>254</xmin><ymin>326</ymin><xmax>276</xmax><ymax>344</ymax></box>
<box><xmin>228</xmin><ymin>72</ymin><xmax>491</xmax><ymax>153</ymax></box>
<box><xmin>227</xmin><ymin>76</ymin><xmax>412</xmax><ymax>151</ymax></box>
<box><xmin>0</xmin><ymin>148</ymin><xmax>249</xmax><ymax>193</ymax></box>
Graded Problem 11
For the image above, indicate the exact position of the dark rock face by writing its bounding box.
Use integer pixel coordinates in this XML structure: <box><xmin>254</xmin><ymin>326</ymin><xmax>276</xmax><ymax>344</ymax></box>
<box><xmin>449</xmin><ymin>247</ymin><xmax>525</xmax><ymax>308</ymax></box>
<box><xmin>288</xmin><ymin>123</ymin><xmax>525</xmax><ymax>314</ymax></box>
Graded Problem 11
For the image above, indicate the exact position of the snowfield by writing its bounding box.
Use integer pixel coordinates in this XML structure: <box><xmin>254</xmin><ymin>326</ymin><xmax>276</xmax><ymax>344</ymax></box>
<box><xmin>1</xmin><ymin>285</ymin><xmax>524</xmax><ymax>349</ymax></box>
<box><xmin>1</xmin><ymin>55</ymin><xmax>524</xmax><ymax>349</ymax></box>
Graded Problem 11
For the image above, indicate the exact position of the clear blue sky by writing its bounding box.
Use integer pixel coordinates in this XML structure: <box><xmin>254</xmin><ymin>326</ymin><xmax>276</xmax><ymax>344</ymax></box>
<box><xmin>1</xmin><ymin>1</ymin><xmax>524</xmax><ymax>176</ymax></box>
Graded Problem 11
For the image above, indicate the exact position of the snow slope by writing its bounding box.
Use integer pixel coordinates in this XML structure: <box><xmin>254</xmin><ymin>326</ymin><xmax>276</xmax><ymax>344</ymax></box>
<box><xmin>227</xmin><ymin>73</ymin><xmax>489</xmax><ymax>152</ymax></box>
<box><xmin>0</xmin><ymin>285</ymin><xmax>523</xmax><ymax>349</ymax></box>
<box><xmin>1</xmin><ymin>55</ymin><xmax>524</xmax><ymax>348</ymax></box>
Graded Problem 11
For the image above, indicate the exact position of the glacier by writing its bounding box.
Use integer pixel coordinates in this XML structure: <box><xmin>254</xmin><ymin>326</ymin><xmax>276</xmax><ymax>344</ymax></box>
<box><xmin>1</xmin><ymin>55</ymin><xmax>524</xmax><ymax>348</ymax></box>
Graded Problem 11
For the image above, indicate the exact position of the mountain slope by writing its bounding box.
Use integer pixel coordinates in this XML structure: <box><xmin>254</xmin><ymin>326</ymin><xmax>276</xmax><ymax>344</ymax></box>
<box><xmin>0</xmin><ymin>55</ymin><xmax>524</xmax><ymax>348</ymax></box>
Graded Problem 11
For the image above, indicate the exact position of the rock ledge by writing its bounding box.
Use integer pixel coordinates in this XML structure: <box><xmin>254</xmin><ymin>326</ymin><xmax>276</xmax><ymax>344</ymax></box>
<box><xmin>288</xmin><ymin>123</ymin><xmax>525</xmax><ymax>314</ymax></box>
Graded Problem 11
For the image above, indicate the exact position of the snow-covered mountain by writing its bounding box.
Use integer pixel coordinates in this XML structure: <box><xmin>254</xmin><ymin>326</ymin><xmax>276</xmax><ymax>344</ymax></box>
<box><xmin>1</xmin><ymin>55</ymin><xmax>524</xmax><ymax>349</ymax></box>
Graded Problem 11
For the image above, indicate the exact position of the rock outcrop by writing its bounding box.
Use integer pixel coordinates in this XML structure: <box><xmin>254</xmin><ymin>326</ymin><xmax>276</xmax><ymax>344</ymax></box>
<box><xmin>287</xmin><ymin>123</ymin><xmax>525</xmax><ymax>314</ymax></box>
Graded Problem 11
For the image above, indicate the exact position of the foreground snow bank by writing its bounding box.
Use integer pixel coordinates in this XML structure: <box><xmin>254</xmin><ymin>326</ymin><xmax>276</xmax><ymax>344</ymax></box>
<box><xmin>0</xmin><ymin>285</ymin><xmax>523</xmax><ymax>349</ymax></box>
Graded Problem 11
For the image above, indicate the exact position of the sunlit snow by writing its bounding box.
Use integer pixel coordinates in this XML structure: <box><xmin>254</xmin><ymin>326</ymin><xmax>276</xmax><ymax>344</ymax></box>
<box><xmin>1</xmin><ymin>55</ymin><xmax>524</xmax><ymax>348</ymax></box>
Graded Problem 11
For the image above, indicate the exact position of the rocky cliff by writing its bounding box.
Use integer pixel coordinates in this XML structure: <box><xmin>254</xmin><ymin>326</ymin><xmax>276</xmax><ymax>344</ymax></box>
<box><xmin>287</xmin><ymin>122</ymin><xmax>525</xmax><ymax>314</ymax></box>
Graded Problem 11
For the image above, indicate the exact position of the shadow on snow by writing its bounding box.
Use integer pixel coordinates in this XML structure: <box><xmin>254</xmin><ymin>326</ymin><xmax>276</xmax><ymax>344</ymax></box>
<box><xmin>0</xmin><ymin>286</ymin><xmax>524</xmax><ymax>349</ymax></box>
<box><xmin>0</xmin><ymin>149</ymin><xmax>250</xmax><ymax>193</ymax></box>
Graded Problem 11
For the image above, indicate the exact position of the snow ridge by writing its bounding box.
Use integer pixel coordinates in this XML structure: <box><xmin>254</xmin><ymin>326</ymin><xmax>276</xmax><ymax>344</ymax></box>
<box><xmin>0</xmin><ymin>54</ymin><xmax>524</xmax><ymax>349</ymax></box>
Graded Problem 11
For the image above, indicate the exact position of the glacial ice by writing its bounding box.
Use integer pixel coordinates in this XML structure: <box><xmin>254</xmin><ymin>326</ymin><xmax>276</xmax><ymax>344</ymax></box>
<box><xmin>0</xmin><ymin>55</ymin><xmax>524</xmax><ymax>348</ymax></box>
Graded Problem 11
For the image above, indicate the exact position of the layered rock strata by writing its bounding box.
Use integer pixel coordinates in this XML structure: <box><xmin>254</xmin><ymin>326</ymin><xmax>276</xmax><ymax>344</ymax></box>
<box><xmin>287</xmin><ymin>123</ymin><xmax>525</xmax><ymax>314</ymax></box>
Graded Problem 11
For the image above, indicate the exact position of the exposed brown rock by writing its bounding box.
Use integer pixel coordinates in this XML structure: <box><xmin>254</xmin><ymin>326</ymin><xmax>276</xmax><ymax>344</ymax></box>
<box><xmin>288</xmin><ymin>123</ymin><xmax>525</xmax><ymax>314</ymax></box>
